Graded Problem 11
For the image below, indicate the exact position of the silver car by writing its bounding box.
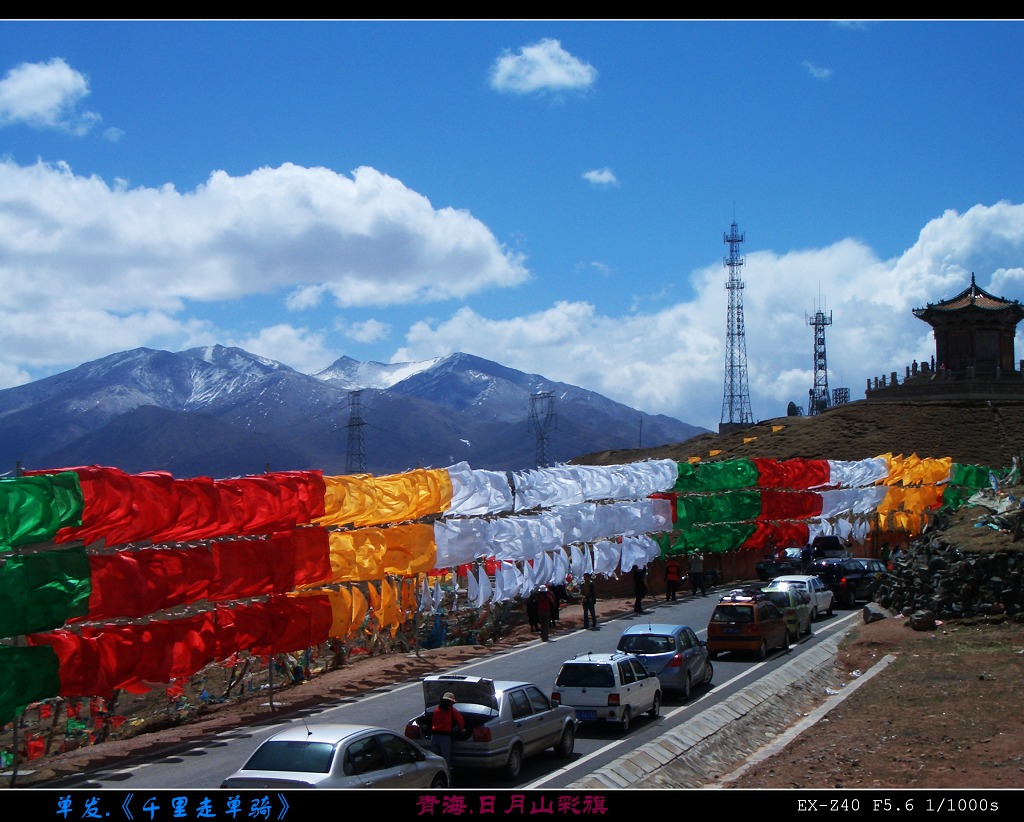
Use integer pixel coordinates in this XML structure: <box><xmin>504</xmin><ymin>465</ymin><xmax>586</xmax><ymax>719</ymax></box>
<box><xmin>219</xmin><ymin>723</ymin><xmax>450</xmax><ymax>789</ymax></box>
<box><xmin>404</xmin><ymin>674</ymin><xmax>577</xmax><ymax>780</ymax></box>
<box><xmin>767</xmin><ymin>574</ymin><xmax>835</xmax><ymax>620</ymax></box>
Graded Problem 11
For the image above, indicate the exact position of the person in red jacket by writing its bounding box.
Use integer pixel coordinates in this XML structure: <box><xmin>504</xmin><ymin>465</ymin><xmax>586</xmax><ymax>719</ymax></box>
<box><xmin>430</xmin><ymin>691</ymin><xmax>465</xmax><ymax>769</ymax></box>
<box><xmin>664</xmin><ymin>557</ymin><xmax>682</xmax><ymax>601</ymax></box>
<box><xmin>536</xmin><ymin>584</ymin><xmax>556</xmax><ymax>641</ymax></box>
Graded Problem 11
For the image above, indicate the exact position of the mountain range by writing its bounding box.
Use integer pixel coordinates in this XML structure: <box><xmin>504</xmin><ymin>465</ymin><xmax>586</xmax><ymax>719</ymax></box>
<box><xmin>0</xmin><ymin>346</ymin><xmax>707</xmax><ymax>479</ymax></box>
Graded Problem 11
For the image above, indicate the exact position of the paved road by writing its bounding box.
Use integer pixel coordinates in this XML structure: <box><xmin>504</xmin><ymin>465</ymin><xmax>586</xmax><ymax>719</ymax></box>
<box><xmin>35</xmin><ymin>593</ymin><xmax>861</xmax><ymax>791</ymax></box>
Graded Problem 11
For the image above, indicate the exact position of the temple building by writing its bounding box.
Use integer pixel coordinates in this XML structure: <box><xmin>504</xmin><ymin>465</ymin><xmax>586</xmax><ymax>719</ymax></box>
<box><xmin>866</xmin><ymin>274</ymin><xmax>1024</xmax><ymax>400</ymax></box>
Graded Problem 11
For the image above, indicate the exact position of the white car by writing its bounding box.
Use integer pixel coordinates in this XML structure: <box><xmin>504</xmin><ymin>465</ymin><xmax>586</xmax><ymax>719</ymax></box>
<box><xmin>551</xmin><ymin>651</ymin><xmax>661</xmax><ymax>733</ymax></box>
<box><xmin>766</xmin><ymin>575</ymin><xmax>835</xmax><ymax>621</ymax></box>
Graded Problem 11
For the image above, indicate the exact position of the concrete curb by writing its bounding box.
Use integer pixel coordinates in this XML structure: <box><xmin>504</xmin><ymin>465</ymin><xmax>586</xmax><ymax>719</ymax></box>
<box><xmin>567</xmin><ymin>624</ymin><xmax>877</xmax><ymax>789</ymax></box>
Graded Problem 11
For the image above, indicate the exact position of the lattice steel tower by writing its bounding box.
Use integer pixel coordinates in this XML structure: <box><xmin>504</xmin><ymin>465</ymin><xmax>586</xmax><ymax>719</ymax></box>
<box><xmin>807</xmin><ymin>308</ymin><xmax>833</xmax><ymax>416</ymax></box>
<box><xmin>345</xmin><ymin>390</ymin><xmax>367</xmax><ymax>473</ymax></box>
<box><xmin>528</xmin><ymin>392</ymin><xmax>556</xmax><ymax>468</ymax></box>
<box><xmin>720</xmin><ymin>221</ymin><xmax>754</xmax><ymax>431</ymax></box>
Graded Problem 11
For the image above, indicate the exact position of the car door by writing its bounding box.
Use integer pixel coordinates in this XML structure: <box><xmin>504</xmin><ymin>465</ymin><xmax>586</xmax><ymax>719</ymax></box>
<box><xmin>375</xmin><ymin>731</ymin><xmax>431</xmax><ymax>787</ymax></box>
<box><xmin>508</xmin><ymin>686</ymin><xmax>546</xmax><ymax>756</ymax></box>
<box><xmin>617</xmin><ymin>659</ymin><xmax>643</xmax><ymax>714</ymax></box>
<box><xmin>628</xmin><ymin>658</ymin><xmax>656</xmax><ymax>712</ymax></box>
<box><xmin>343</xmin><ymin>733</ymin><xmax>398</xmax><ymax>787</ymax></box>
<box><xmin>758</xmin><ymin>601</ymin><xmax>788</xmax><ymax>650</ymax></box>
<box><xmin>524</xmin><ymin>684</ymin><xmax>563</xmax><ymax>751</ymax></box>
<box><xmin>679</xmin><ymin>626</ymin><xmax>706</xmax><ymax>683</ymax></box>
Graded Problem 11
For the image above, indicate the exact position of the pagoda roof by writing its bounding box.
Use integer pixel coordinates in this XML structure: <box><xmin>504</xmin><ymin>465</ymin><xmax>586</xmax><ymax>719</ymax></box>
<box><xmin>913</xmin><ymin>273</ymin><xmax>1024</xmax><ymax>320</ymax></box>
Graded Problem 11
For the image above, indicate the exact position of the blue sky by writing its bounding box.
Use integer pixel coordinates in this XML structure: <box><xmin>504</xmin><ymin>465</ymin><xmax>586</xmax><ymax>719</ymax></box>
<box><xmin>1</xmin><ymin>20</ymin><xmax>1023</xmax><ymax>433</ymax></box>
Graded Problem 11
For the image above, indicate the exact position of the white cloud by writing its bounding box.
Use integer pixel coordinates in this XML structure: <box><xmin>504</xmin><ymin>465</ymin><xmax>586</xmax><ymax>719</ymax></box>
<box><xmin>803</xmin><ymin>61</ymin><xmax>832</xmax><ymax>80</ymax></box>
<box><xmin>227</xmin><ymin>324</ymin><xmax>333</xmax><ymax>375</ymax></box>
<box><xmin>582</xmin><ymin>167</ymin><xmax>619</xmax><ymax>187</ymax></box>
<box><xmin>489</xmin><ymin>38</ymin><xmax>597</xmax><ymax>95</ymax></box>
<box><xmin>394</xmin><ymin>202</ymin><xmax>1024</xmax><ymax>430</ymax></box>
<box><xmin>339</xmin><ymin>318</ymin><xmax>391</xmax><ymax>344</ymax></box>
<box><xmin>0</xmin><ymin>58</ymin><xmax>102</xmax><ymax>134</ymax></box>
<box><xmin>0</xmin><ymin>158</ymin><xmax>528</xmax><ymax>381</ymax></box>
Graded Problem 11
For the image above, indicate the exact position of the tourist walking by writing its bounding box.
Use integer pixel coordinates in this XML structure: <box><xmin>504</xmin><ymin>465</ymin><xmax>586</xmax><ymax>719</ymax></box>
<box><xmin>580</xmin><ymin>572</ymin><xmax>598</xmax><ymax>630</ymax></box>
<box><xmin>632</xmin><ymin>564</ymin><xmax>648</xmax><ymax>613</ymax></box>
<box><xmin>688</xmin><ymin>551</ymin><xmax>707</xmax><ymax>597</ymax></box>
<box><xmin>536</xmin><ymin>585</ymin><xmax>556</xmax><ymax>641</ymax></box>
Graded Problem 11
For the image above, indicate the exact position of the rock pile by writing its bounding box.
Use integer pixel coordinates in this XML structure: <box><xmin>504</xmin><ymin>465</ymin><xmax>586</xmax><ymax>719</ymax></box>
<box><xmin>873</xmin><ymin>503</ymin><xmax>1024</xmax><ymax>623</ymax></box>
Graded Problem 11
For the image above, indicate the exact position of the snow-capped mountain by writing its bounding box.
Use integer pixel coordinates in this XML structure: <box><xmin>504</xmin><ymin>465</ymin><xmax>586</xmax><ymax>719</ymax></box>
<box><xmin>0</xmin><ymin>346</ymin><xmax>708</xmax><ymax>478</ymax></box>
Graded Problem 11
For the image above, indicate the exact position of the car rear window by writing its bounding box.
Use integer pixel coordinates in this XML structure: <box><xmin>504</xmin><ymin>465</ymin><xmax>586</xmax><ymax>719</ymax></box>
<box><xmin>618</xmin><ymin>634</ymin><xmax>674</xmax><ymax>654</ymax></box>
<box><xmin>244</xmin><ymin>740</ymin><xmax>335</xmax><ymax>773</ymax></box>
<box><xmin>711</xmin><ymin>605</ymin><xmax>753</xmax><ymax>623</ymax></box>
<box><xmin>556</xmin><ymin>663</ymin><xmax>615</xmax><ymax>688</ymax></box>
<box><xmin>763</xmin><ymin>591</ymin><xmax>793</xmax><ymax>609</ymax></box>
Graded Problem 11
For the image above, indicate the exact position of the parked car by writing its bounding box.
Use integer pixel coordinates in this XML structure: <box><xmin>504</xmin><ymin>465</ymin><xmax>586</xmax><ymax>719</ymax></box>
<box><xmin>754</xmin><ymin>547</ymin><xmax>804</xmax><ymax>581</ymax></box>
<box><xmin>403</xmin><ymin>674</ymin><xmax>576</xmax><ymax>780</ymax></box>
<box><xmin>766</xmin><ymin>574</ymin><xmax>835</xmax><ymax>620</ymax></box>
<box><xmin>706</xmin><ymin>588</ymin><xmax>790</xmax><ymax>660</ymax></box>
<box><xmin>809</xmin><ymin>534</ymin><xmax>850</xmax><ymax>559</ymax></box>
<box><xmin>219</xmin><ymin>723</ymin><xmax>450</xmax><ymax>789</ymax></box>
<box><xmin>760</xmin><ymin>586</ymin><xmax>813</xmax><ymax>643</ymax></box>
<box><xmin>616</xmin><ymin>623</ymin><xmax>713</xmax><ymax>701</ymax></box>
<box><xmin>809</xmin><ymin>557</ymin><xmax>891</xmax><ymax>607</ymax></box>
<box><xmin>551</xmin><ymin>651</ymin><xmax>662</xmax><ymax>733</ymax></box>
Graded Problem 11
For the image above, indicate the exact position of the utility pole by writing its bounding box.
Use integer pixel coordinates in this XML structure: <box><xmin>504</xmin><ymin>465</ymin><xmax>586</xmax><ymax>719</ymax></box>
<box><xmin>528</xmin><ymin>392</ymin><xmax>556</xmax><ymax>468</ymax></box>
<box><xmin>345</xmin><ymin>390</ymin><xmax>366</xmax><ymax>473</ymax></box>
<box><xmin>807</xmin><ymin>307</ymin><xmax>833</xmax><ymax>416</ymax></box>
<box><xmin>720</xmin><ymin>220</ymin><xmax>754</xmax><ymax>432</ymax></box>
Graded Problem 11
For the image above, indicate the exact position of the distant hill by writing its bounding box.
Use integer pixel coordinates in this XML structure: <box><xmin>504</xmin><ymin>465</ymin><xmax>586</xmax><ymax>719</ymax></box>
<box><xmin>573</xmin><ymin>397</ymin><xmax>1024</xmax><ymax>470</ymax></box>
<box><xmin>0</xmin><ymin>346</ymin><xmax>708</xmax><ymax>478</ymax></box>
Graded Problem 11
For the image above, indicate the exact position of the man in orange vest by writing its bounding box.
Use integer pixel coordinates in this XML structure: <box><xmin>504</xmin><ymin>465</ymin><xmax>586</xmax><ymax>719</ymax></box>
<box><xmin>664</xmin><ymin>557</ymin><xmax>682</xmax><ymax>601</ymax></box>
<box><xmin>430</xmin><ymin>691</ymin><xmax>465</xmax><ymax>770</ymax></box>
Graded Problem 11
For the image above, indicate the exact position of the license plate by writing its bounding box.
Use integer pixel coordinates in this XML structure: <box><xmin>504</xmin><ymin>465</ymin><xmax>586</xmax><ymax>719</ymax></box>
<box><xmin>576</xmin><ymin>710</ymin><xmax>597</xmax><ymax>720</ymax></box>
<box><xmin>723</xmin><ymin>626</ymin><xmax>740</xmax><ymax>634</ymax></box>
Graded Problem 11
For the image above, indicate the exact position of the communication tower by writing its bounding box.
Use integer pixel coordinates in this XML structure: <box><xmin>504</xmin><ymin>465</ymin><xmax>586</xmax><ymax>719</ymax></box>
<box><xmin>528</xmin><ymin>392</ymin><xmax>556</xmax><ymax>468</ymax></box>
<box><xmin>720</xmin><ymin>221</ymin><xmax>754</xmax><ymax>432</ymax></box>
<box><xmin>345</xmin><ymin>390</ymin><xmax>367</xmax><ymax>473</ymax></box>
<box><xmin>807</xmin><ymin>308</ymin><xmax>833</xmax><ymax>416</ymax></box>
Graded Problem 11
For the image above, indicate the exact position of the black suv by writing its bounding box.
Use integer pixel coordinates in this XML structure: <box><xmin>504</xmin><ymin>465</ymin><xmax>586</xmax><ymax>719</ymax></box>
<box><xmin>809</xmin><ymin>557</ymin><xmax>890</xmax><ymax>607</ymax></box>
<box><xmin>754</xmin><ymin>547</ymin><xmax>804</xmax><ymax>581</ymax></box>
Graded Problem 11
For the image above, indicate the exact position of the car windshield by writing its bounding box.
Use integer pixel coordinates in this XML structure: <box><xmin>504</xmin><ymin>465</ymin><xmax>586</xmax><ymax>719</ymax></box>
<box><xmin>763</xmin><ymin>591</ymin><xmax>793</xmax><ymax>609</ymax></box>
<box><xmin>711</xmin><ymin>605</ymin><xmax>753</xmax><ymax>623</ymax></box>
<box><xmin>556</xmin><ymin>663</ymin><xmax>616</xmax><ymax>688</ymax></box>
<box><xmin>618</xmin><ymin>635</ymin><xmax>674</xmax><ymax>654</ymax></box>
<box><xmin>244</xmin><ymin>740</ymin><xmax>336</xmax><ymax>773</ymax></box>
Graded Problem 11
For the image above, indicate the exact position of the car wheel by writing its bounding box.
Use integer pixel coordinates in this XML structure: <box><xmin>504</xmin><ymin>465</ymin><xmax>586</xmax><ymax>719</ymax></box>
<box><xmin>827</xmin><ymin>600</ymin><xmax>834</xmax><ymax>617</ymax></box>
<box><xmin>430</xmin><ymin>772</ymin><xmax>449</xmax><ymax>789</ymax></box>
<box><xmin>709</xmin><ymin>649</ymin><xmax>719</xmax><ymax>661</ymax></box>
<box><xmin>620</xmin><ymin>706</ymin><xmax>631</xmax><ymax>733</ymax></box>
<box><xmin>810</xmin><ymin>606</ymin><xmax>819</xmax><ymax>622</ymax></box>
<box><xmin>648</xmin><ymin>691</ymin><xmax>661</xmax><ymax>718</ymax></box>
<box><xmin>757</xmin><ymin>639</ymin><xmax>768</xmax><ymax>660</ymax></box>
<box><xmin>703</xmin><ymin>661</ymin><xmax>714</xmax><ymax>685</ymax></box>
<box><xmin>804</xmin><ymin>618</ymin><xmax>813</xmax><ymax>637</ymax></box>
<box><xmin>681</xmin><ymin>673</ymin><xmax>692</xmax><ymax>702</ymax></box>
<box><xmin>504</xmin><ymin>744</ymin><xmax>523</xmax><ymax>780</ymax></box>
<box><xmin>781</xmin><ymin>630</ymin><xmax>790</xmax><ymax>651</ymax></box>
<box><xmin>554</xmin><ymin>724</ymin><xmax>575</xmax><ymax>758</ymax></box>
<box><xmin>788</xmin><ymin>627</ymin><xmax>799</xmax><ymax>645</ymax></box>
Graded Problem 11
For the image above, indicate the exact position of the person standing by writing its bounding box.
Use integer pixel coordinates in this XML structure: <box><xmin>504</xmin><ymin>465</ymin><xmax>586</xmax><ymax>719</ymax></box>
<box><xmin>632</xmin><ymin>564</ymin><xmax>648</xmax><ymax>613</ymax></box>
<box><xmin>430</xmin><ymin>691</ymin><xmax>465</xmax><ymax>770</ymax></box>
<box><xmin>580</xmin><ymin>572</ymin><xmax>598</xmax><ymax>630</ymax></box>
<box><xmin>688</xmin><ymin>551</ymin><xmax>707</xmax><ymax>597</ymax></box>
<box><xmin>536</xmin><ymin>585</ymin><xmax>555</xmax><ymax>641</ymax></box>
<box><xmin>664</xmin><ymin>556</ymin><xmax>682</xmax><ymax>601</ymax></box>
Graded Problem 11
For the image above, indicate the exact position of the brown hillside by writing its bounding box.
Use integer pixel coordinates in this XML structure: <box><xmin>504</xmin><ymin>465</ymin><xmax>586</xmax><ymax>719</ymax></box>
<box><xmin>574</xmin><ymin>398</ymin><xmax>1024</xmax><ymax>469</ymax></box>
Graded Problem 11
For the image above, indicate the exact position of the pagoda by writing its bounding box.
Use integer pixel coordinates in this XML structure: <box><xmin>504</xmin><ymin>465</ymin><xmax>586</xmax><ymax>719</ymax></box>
<box><xmin>866</xmin><ymin>274</ymin><xmax>1024</xmax><ymax>399</ymax></box>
